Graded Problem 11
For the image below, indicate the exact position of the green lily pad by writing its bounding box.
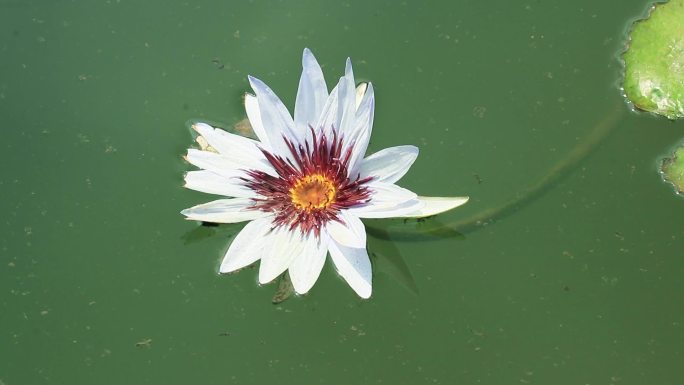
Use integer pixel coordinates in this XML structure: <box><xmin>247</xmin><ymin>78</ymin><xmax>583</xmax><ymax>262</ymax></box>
<box><xmin>661</xmin><ymin>145</ymin><xmax>684</xmax><ymax>194</ymax></box>
<box><xmin>623</xmin><ymin>0</ymin><xmax>684</xmax><ymax>119</ymax></box>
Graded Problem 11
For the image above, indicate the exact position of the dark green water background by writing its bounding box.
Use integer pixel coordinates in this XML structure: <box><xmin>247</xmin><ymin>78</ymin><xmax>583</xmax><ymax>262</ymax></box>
<box><xmin>2</xmin><ymin>1</ymin><xmax>684</xmax><ymax>384</ymax></box>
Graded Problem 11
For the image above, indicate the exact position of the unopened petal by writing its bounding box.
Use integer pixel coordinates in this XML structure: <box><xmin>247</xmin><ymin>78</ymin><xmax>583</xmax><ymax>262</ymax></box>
<box><xmin>288</xmin><ymin>233</ymin><xmax>329</xmax><ymax>295</ymax></box>
<box><xmin>181</xmin><ymin>198</ymin><xmax>268</xmax><ymax>223</ymax></box>
<box><xmin>220</xmin><ymin>217</ymin><xmax>273</xmax><ymax>273</ymax></box>
<box><xmin>400</xmin><ymin>196</ymin><xmax>470</xmax><ymax>218</ymax></box>
<box><xmin>328</xmin><ymin>240</ymin><xmax>372</xmax><ymax>299</ymax></box>
<box><xmin>359</xmin><ymin>145</ymin><xmax>418</xmax><ymax>184</ymax></box>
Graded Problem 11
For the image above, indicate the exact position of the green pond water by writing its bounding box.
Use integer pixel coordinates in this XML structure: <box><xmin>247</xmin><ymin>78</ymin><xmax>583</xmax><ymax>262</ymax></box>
<box><xmin>2</xmin><ymin>1</ymin><xmax>684</xmax><ymax>384</ymax></box>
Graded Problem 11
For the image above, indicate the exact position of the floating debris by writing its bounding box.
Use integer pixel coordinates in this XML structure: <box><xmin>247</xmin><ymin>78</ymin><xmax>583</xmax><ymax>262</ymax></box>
<box><xmin>135</xmin><ymin>338</ymin><xmax>152</xmax><ymax>349</ymax></box>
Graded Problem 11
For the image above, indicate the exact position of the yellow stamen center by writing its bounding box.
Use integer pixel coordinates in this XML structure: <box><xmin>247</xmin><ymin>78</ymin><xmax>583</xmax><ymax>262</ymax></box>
<box><xmin>289</xmin><ymin>174</ymin><xmax>336</xmax><ymax>211</ymax></box>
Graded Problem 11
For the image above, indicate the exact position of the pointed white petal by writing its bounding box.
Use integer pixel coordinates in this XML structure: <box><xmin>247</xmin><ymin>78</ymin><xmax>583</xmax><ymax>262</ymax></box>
<box><xmin>244</xmin><ymin>93</ymin><xmax>271</xmax><ymax>150</ymax></box>
<box><xmin>359</xmin><ymin>145</ymin><xmax>418</xmax><ymax>184</ymax></box>
<box><xmin>186</xmin><ymin>149</ymin><xmax>240</xmax><ymax>178</ymax></box>
<box><xmin>329</xmin><ymin>240</ymin><xmax>372</xmax><ymax>299</ymax></box>
<box><xmin>258</xmin><ymin>228</ymin><xmax>307</xmax><ymax>284</ymax></box>
<box><xmin>294</xmin><ymin>48</ymin><xmax>328</xmax><ymax>132</ymax></box>
<box><xmin>347</xmin><ymin>182</ymin><xmax>422</xmax><ymax>218</ymax></box>
<box><xmin>248</xmin><ymin>76</ymin><xmax>299</xmax><ymax>157</ymax></box>
<box><xmin>288</xmin><ymin>233</ymin><xmax>329</xmax><ymax>295</ymax></box>
<box><xmin>220</xmin><ymin>217</ymin><xmax>273</xmax><ymax>273</ymax></box>
<box><xmin>345</xmin><ymin>57</ymin><xmax>354</xmax><ymax>80</ymax></box>
<box><xmin>349</xmin><ymin>198</ymin><xmax>424</xmax><ymax>219</ymax></box>
<box><xmin>184</xmin><ymin>170</ymin><xmax>256</xmax><ymax>198</ymax></box>
<box><xmin>368</xmin><ymin>181</ymin><xmax>418</xmax><ymax>203</ymax></box>
<box><xmin>315</xmin><ymin>82</ymin><xmax>340</xmax><ymax>140</ymax></box>
<box><xmin>191</xmin><ymin>122</ymin><xmax>262</xmax><ymax>159</ymax></box>
<box><xmin>400</xmin><ymin>196</ymin><xmax>470</xmax><ymax>218</ymax></box>
<box><xmin>326</xmin><ymin>211</ymin><xmax>366</xmax><ymax>248</ymax></box>
<box><xmin>191</xmin><ymin>123</ymin><xmax>276</xmax><ymax>176</ymax></box>
<box><xmin>347</xmin><ymin>83</ymin><xmax>375</xmax><ymax>175</ymax></box>
<box><xmin>337</xmin><ymin>60</ymin><xmax>357</xmax><ymax>135</ymax></box>
<box><xmin>355</xmin><ymin>82</ymin><xmax>368</xmax><ymax>109</ymax></box>
<box><xmin>181</xmin><ymin>198</ymin><xmax>268</xmax><ymax>223</ymax></box>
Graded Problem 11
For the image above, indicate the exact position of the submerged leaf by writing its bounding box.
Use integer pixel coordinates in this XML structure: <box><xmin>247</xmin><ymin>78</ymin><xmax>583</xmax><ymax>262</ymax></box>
<box><xmin>272</xmin><ymin>273</ymin><xmax>295</xmax><ymax>304</ymax></box>
<box><xmin>661</xmin><ymin>144</ymin><xmax>684</xmax><ymax>194</ymax></box>
<box><xmin>623</xmin><ymin>0</ymin><xmax>684</xmax><ymax>119</ymax></box>
<box><xmin>233</xmin><ymin>118</ymin><xmax>256</xmax><ymax>138</ymax></box>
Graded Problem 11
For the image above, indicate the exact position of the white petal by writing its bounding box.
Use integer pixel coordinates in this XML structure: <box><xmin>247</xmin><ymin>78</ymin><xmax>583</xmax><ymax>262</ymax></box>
<box><xmin>186</xmin><ymin>149</ymin><xmax>239</xmax><ymax>178</ymax></box>
<box><xmin>349</xmin><ymin>198</ymin><xmax>424</xmax><ymax>219</ymax></box>
<box><xmin>191</xmin><ymin>122</ymin><xmax>263</xmax><ymax>160</ymax></box>
<box><xmin>400</xmin><ymin>196</ymin><xmax>470</xmax><ymax>218</ymax></box>
<box><xmin>359</xmin><ymin>145</ymin><xmax>418</xmax><ymax>184</ymax></box>
<box><xmin>294</xmin><ymin>48</ymin><xmax>328</xmax><ymax>132</ymax></box>
<box><xmin>347</xmin><ymin>83</ymin><xmax>375</xmax><ymax>175</ymax></box>
<box><xmin>288</xmin><ymin>233</ymin><xmax>329</xmax><ymax>295</ymax></box>
<box><xmin>220</xmin><ymin>216</ymin><xmax>273</xmax><ymax>273</ymax></box>
<box><xmin>368</xmin><ymin>181</ymin><xmax>417</xmax><ymax>203</ymax></box>
<box><xmin>346</xmin><ymin>182</ymin><xmax>422</xmax><ymax>219</ymax></box>
<box><xmin>337</xmin><ymin>59</ymin><xmax>357</xmax><ymax>135</ymax></box>
<box><xmin>258</xmin><ymin>227</ymin><xmax>308</xmax><ymax>284</ymax></box>
<box><xmin>248</xmin><ymin>76</ymin><xmax>299</xmax><ymax>157</ymax></box>
<box><xmin>184</xmin><ymin>170</ymin><xmax>255</xmax><ymax>198</ymax></box>
<box><xmin>328</xmin><ymin>240</ymin><xmax>372</xmax><ymax>299</ymax></box>
<box><xmin>315</xmin><ymin>82</ymin><xmax>340</xmax><ymax>140</ymax></box>
<box><xmin>244</xmin><ymin>93</ymin><xmax>270</xmax><ymax>150</ymax></box>
<box><xmin>191</xmin><ymin>123</ymin><xmax>276</xmax><ymax>177</ymax></box>
<box><xmin>181</xmin><ymin>198</ymin><xmax>268</xmax><ymax>223</ymax></box>
<box><xmin>326</xmin><ymin>211</ymin><xmax>366</xmax><ymax>248</ymax></box>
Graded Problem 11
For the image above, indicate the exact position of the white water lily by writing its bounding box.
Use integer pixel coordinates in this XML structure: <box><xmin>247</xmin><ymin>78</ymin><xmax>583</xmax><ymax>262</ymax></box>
<box><xmin>182</xmin><ymin>48</ymin><xmax>468</xmax><ymax>298</ymax></box>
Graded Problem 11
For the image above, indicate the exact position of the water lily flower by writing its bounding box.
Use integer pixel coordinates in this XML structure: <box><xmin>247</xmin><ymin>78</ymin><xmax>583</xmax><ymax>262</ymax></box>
<box><xmin>182</xmin><ymin>48</ymin><xmax>468</xmax><ymax>298</ymax></box>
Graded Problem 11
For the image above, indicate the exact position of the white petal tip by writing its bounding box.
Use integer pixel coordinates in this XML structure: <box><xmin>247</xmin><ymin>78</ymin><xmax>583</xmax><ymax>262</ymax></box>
<box><xmin>258</xmin><ymin>275</ymin><xmax>275</xmax><ymax>285</ymax></box>
<box><xmin>219</xmin><ymin>264</ymin><xmax>238</xmax><ymax>274</ymax></box>
<box><xmin>292</xmin><ymin>286</ymin><xmax>312</xmax><ymax>296</ymax></box>
<box><xmin>401</xmin><ymin>196</ymin><xmax>469</xmax><ymax>218</ymax></box>
<box><xmin>355</xmin><ymin>286</ymin><xmax>372</xmax><ymax>299</ymax></box>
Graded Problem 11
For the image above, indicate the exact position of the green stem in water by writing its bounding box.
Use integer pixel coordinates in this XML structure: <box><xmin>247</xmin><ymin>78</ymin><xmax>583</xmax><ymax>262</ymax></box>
<box><xmin>367</xmin><ymin>102</ymin><xmax>626</xmax><ymax>241</ymax></box>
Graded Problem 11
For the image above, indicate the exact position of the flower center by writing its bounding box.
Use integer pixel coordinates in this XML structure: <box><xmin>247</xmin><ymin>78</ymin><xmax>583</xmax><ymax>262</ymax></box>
<box><xmin>289</xmin><ymin>174</ymin><xmax>336</xmax><ymax>211</ymax></box>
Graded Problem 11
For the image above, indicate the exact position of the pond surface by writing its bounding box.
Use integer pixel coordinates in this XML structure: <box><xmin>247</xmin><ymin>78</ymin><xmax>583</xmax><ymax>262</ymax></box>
<box><xmin>2</xmin><ymin>1</ymin><xmax>684</xmax><ymax>384</ymax></box>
